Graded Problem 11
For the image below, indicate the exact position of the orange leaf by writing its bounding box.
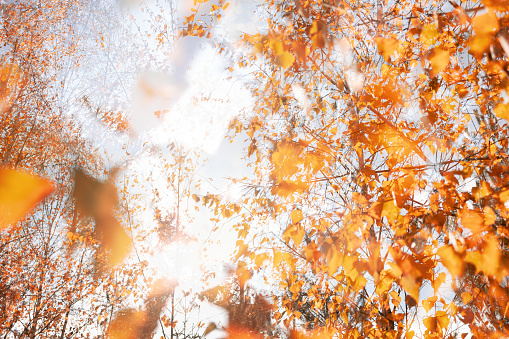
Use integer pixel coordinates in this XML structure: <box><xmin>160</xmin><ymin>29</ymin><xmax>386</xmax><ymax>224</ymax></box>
<box><xmin>473</xmin><ymin>12</ymin><xmax>499</xmax><ymax>35</ymax></box>
<box><xmin>422</xmin><ymin>296</ymin><xmax>438</xmax><ymax>312</ymax></box>
<box><xmin>459</xmin><ymin>208</ymin><xmax>484</xmax><ymax>234</ymax></box>
<box><xmin>437</xmin><ymin>245</ymin><xmax>463</xmax><ymax>277</ymax></box>
<box><xmin>309</xmin><ymin>20</ymin><xmax>327</xmax><ymax>49</ymax></box>
<box><xmin>429</xmin><ymin>48</ymin><xmax>450</xmax><ymax>74</ymax></box>
<box><xmin>375</xmin><ymin>37</ymin><xmax>402</xmax><ymax>62</ymax></box>
<box><xmin>465</xmin><ymin>234</ymin><xmax>501</xmax><ymax>277</ymax></box>
<box><xmin>433</xmin><ymin>272</ymin><xmax>446</xmax><ymax>294</ymax></box>
<box><xmin>0</xmin><ymin>168</ymin><xmax>54</xmax><ymax>229</ymax></box>
<box><xmin>401</xmin><ymin>275</ymin><xmax>420</xmax><ymax>301</ymax></box>
<box><xmin>483</xmin><ymin>206</ymin><xmax>497</xmax><ymax>226</ymax></box>
<box><xmin>290</xmin><ymin>209</ymin><xmax>303</xmax><ymax>224</ymax></box>
<box><xmin>436</xmin><ymin>311</ymin><xmax>450</xmax><ymax>331</ymax></box>
<box><xmin>108</xmin><ymin>309</ymin><xmax>145</xmax><ymax>339</ymax></box>
<box><xmin>461</xmin><ymin>292</ymin><xmax>472</xmax><ymax>304</ymax></box>
<box><xmin>327</xmin><ymin>248</ymin><xmax>343</xmax><ymax>275</ymax></box>
<box><xmin>273</xmin><ymin>250</ymin><xmax>283</xmax><ymax>267</ymax></box>
<box><xmin>494</xmin><ymin>103</ymin><xmax>509</xmax><ymax>121</ymax></box>
<box><xmin>73</xmin><ymin>169</ymin><xmax>131</xmax><ymax>268</ymax></box>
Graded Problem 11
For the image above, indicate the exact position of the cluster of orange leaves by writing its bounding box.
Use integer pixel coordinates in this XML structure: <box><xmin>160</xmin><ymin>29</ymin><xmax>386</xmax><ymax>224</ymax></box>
<box><xmin>181</xmin><ymin>0</ymin><xmax>509</xmax><ymax>337</ymax></box>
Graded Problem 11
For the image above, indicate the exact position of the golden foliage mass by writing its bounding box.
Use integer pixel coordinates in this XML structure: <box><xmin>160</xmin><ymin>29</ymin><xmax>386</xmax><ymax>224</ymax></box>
<box><xmin>180</xmin><ymin>0</ymin><xmax>509</xmax><ymax>337</ymax></box>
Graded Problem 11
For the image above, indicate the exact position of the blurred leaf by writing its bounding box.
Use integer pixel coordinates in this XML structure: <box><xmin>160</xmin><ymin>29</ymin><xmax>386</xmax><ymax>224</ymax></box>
<box><xmin>203</xmin><ymin>322</ymin><xmax>217</xmax><ymax>336</ymax></box>
<box><xmin>429</xmin><ymin>48</ymin><xmax>450</xmax><ymax>74</ymax></box>
<box><xmin>473</xmin><ymin>12</ymin><xmax>499</xmax><ymax>35</ymax></box>
<box><xmin>465</xmin><ymin>234</ymin><xmax>501</xmax><ymax>277</ymax></box>
<box><xmin>73</xmin><ymin>168</ymin><xmax>131</xmax><ymax>268</ymax></box>
<box><xmin>0</xmin><ymin>168</ymin><xmax>54</xmax><ymax>229</ymax></box>
<box><xmin>276</xmin><ymin>52</ymin><xmax>295</xmax><ymax>69</ymax></box>
<box><xmin>460</xmin><ymin>208</ymin><xmax>484</xmax><ymax>235</ymax></box>
<box><xmin>228</xmin><ymin>326</ymin><xmax>264</xmax><ymax>339</ymax></box>
<box><xmin>381</xmin><ymin>199</ymin><xmax>399</xmax><ymax>220</ymax></box>
<box><xmin>437</xmin><ymin>245</ymin><xmax>463</xmax><ymax>277</ymax></box>
<box><xmin>375</xmin><ymin>37</ymin><xmax>402</xmax><ymax>62</ymax></box>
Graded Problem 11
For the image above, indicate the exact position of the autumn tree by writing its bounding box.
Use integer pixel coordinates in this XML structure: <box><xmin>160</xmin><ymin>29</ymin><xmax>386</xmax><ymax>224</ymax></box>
<box><xmin>0</xmin><ymin>1</ymin><xmax>151</xmax><ymax>337</ymax></box>
<box><xmin>179</xmin><ymin>0</ymin><xmax>509</xmax><ymax>337</ymax></box>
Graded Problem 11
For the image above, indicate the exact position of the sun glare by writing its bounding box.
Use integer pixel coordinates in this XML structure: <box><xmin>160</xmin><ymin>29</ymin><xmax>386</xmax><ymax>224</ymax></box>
<box><xmin>150</xmin><ymin>240</ymin><xmax>203</xmax><ymax>287</ymax></box>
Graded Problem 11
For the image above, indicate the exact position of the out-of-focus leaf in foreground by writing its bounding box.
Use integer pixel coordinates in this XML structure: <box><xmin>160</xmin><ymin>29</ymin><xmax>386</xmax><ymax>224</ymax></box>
<box><xmin>0</xmin><ymin>168</ymin><xmax>54</xmax><ymax>229</ymax></box>
<box><xmin>73</xmin><ymin>168</ymin><xmax>131</xmax><ymax>269</ymax></box>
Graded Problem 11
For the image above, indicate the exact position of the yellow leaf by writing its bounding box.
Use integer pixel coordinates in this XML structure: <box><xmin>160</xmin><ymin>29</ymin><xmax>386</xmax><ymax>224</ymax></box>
<box><xmin>273</xmin><ymin>250</ymin><xmax>283</xmax><ymax>267</ymax></box>
<box><xmin>353</xmin><ymin>275</ymin><xmax>367</xmax><ymax>291</ymax></box>
<box><xmin>499</xmin><ymin>189</ymin><xmax>509</xmax><ymax>203</ymax></box>
<box><xmin>375</xmin><ymin>274</ymin><xmax>394</xmax><ymax>296</ymax></box>
<box><xmin>270</xmin><ymin>39</ymin><xmax>284</xmax><ymax>55</ymax></box>
<box><xmin>276</xmin><ymin>52</ymin><xmax>295</xmax><ymax>69</ymax></box>
<box><xmin>423</xmin><ymin>316</ymin><xmax>437</xmax><ymax>333</ymax></box>
<box><xmin>292</xmin><ymin>226</ymin><xmax>305</xmax><ymax>247</ymax></box>
<box><xmin>422</xmin><ymin>296</ymin><xmax>438</xmax><ymax>312</ymax></box>
<box><xmin>420</xmin><ymin>24</ymin><xmax>438</xmax><ymax>47</ymax></box>
<box><xmin>465</xmin><ymin>234</ymin><xmax>501</xmax><ymax>277</ymax></box>
<box><xmin>468</xmin><ymin>34</ymin><xmax>492</xmax><ymax>54</ymax></box>
<box><xmin>473</xmin><ymin>181</ymin><xmax>492</xmax><ymax>201</ymax></box>
<box><xmin>401</xmin><ymin>275</ymin><xmax>420</xmax><ymax>301</ymax></box>
<box><xmin>381</xmin><ymin>199</ymin><xmax>399</xmax><ymax>221</ymax></box>
<box><xmin>0</xmin><ymin>168</ymin><xmax>54</xmax><ymax>229</ymax></box>
<box><xmin>388</xmin><ymin>262</ymin><xmax>403</xmax><ymax>278</ymax></box>
<box><xmin>253</xmin><ymin>42</ymin><xmax>263</xmax><ymax>53</ymax></box>
<box><xmin>284</xmin><ymin>224</ymin><xmax>305</xmax><ymax>247</ymax></box>
<box><xmin>255</xmin><ymin>253</ymin><xmax>268</xmax><ymax>267</ymax></box>
<box><xmin>436</xmin><ymin>310</ymin><xmax>450</xmax><ymax>331</ymax></box>
<box><xmin>343</xmin><ymin>255</ymin><xmax>358</xmax><ymax>282</ymax></box>
<box><xmin>390</xmin><ymin>290</ymin><xmax>401</xmax><ymax>308</ymax></box>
